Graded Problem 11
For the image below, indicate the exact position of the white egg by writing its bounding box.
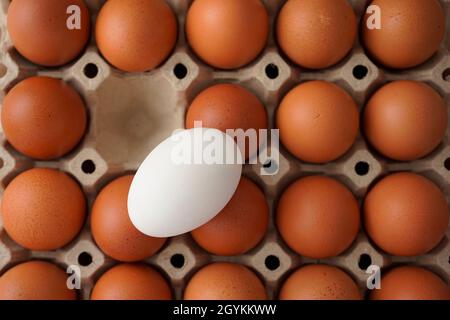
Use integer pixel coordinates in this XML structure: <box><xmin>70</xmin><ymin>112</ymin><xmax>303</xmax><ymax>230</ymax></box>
<box><xmin>128</xmin><ymin>128</ymin><xmax>243</xmax><ymax>238</ymax></box>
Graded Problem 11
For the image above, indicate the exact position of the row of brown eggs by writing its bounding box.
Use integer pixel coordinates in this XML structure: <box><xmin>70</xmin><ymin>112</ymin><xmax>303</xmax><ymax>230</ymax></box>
<box><xmin>7</xmin><ymin>0</ymin><xmax>446</xmax><ymax>71</ymax></box>
<box><xmin>1</xmin><ymin>260</ymin><xmax>449</xmax><ymax>300</ymax></box>
<box><xmin>2</xmin><ymin>77</ymin><xmax>448</xmax><ymax>163</ymax></box>
<box><xmin>1</xmin><ymin>166</ymin><xmax>448</xmax><ymax>259</ymax></box>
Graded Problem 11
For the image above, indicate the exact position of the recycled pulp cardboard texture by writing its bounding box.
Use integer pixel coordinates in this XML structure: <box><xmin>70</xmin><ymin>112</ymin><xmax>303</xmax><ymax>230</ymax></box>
<box><xmin>0</xmin><ymin>0</ymin><xmax>449</xmax><ymax>300</ymax></box>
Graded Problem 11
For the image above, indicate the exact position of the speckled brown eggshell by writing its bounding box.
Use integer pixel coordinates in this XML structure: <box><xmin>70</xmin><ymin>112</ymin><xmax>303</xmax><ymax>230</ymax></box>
<box><xmin>91</xmin><ymin>175</ymin><xmax>166</xmax><ymax>262</ymax></box>
<box><xmin>279</xmin><ymin>264</ymin><xmax>362</xmax><ymax>300</ymax></box>
<box><xmin>1</xmin><ymin>76</ymin><xmax>87</xmax><ymax>160</ymax></box>
<box><xmin>364</xmin><ymin>81</ymin><xmax>447</xmax><ymax>161</ymax></box>
<box><xmin>186</xmin><ymin>0</ymin><xmax>269</xmax><ymax>69</ymax></box>
<box><xmin>185</xmin><ymin>83</ymin><xmax>268</xmax><ymax>160</ymax></box>
<box><xmin>276</xmin><ymin>0</ymin><xmax>357</xmax><ymax>69</ymax></box>
<box><xmin>364</xmin><ymin>172</ymin><xmax>449</xmax><ymax>257</ymax></box>
<box><xmin>91</xmin><ymin>264</ymin><xmax>172</xmax><ymax>300</ymax></box>
<box><xmin>1</xmin><ymin>168</ymin><xmax>86</xmax><ymax>251</ymax></box>
<box><xmin>7</xmin><ymin>0</ymin><xmax>90</xmax><ymax>66</ymax></box>
<box><xmin>276</xmin><ymin>81</ymin><xmax>359</xmax><ymax>163</ymax></box>
<box><xmin>96</xmin><ymin>0</ymin><xmax>177</xmax><ymax>72</ymax></box>
<box><xmin>184</xmin><ymin>263</ymin><xmax>267</xmax><ymax>300</ymax></box>
<box><xmin>363</xmin><ymin>0</ymin><xmax>445</xmax><ymax>69</ymax></box>
<box><xmin>371</xmin><ymin>266</ymin><xmax>450</xmax><ymax>300</ymax></box>
<box><xmin>191</xmin><ymin>177</ymin><xmax>269</xmax><ymax>256</ymax></box>
<box><xmin>0</xmin><ymin>261</ymin><xmax>76</xmax><ymax>300</ymax></box>
<box><xmin>276</xmin><ymin>176</ymin><xmax>360</xmax><ymax>259</ymax></box>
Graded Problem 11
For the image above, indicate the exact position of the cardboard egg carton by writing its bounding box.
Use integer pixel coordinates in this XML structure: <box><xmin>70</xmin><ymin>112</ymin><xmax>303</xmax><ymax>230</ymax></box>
<box><xmin>0</xmin><ymin>0</ymin><xmax>449</xmax><ymax>300</ymax></box>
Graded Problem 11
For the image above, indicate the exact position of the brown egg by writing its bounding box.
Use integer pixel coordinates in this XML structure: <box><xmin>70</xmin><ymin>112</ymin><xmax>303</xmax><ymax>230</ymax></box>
<box><xmin>363</xmin><ymin>0</ymin><xmax>445</xmax><ymax>69</ymax></box>
<box><xmin>1</xmin><ymin>76</ymin><xmax>87</xmax><ymax>160</ymax></box>
<box><xmin>91</xmin><ymin>175</ymin><xmax>166</xmax><ymax>262</ymax></box>
<box><xmin>184</xmin><ymin>263</ymin><xmax>267</xmax><ymax>300</ymax></box>
<box><xmin>91</xmin><ymin>264</ymin><xmax>172</xmax><ymax>300</ymax></box>
<box><xmin>280</xmin><ymin>264</ymin><xmax>362</xmax><ymax>300</ymax></box>
<box><xmin>277</xmin><ymin>0</ymin><xmax>356</xmax><ymax>69</ymax></box>
<box><xmin>96</xmin><ymin>0</ymin><xmax>177</xmax><ymax>72</ymax></box>
<box><xmin>0</xmin><ymin>261</ymin><xmax>76</xmax><ymax>300</ymax></box>
<box><xmin>7</xmin><ymin>0</ymin><xmax>90</xmax><ymax>66</ymax></box>
<box><xmin>277</xmin><ymin>81</ymin><xmax>359</xmax><ymax>163</ymax></box>
<box><xmin>191</xmin><ymin>177</ymin><xmax>268</xmax><ymax>256</ymax></box>
<box><xmin>185</xmin><ymin>83</ymin><xmax>268</xmax><ymax>159</ymax></box>
<box><xmin>1</xmin><ymin>168</ymin><xmax>86</xmax><ymax>251</ymax></box>
<box><xmin>364</xmin><ymin>173</ymin><xmax>449</xmax><ymax>257</ymax></box>
<box><xmin>364</xmin><ymin>81</ymin><xmax>447</xmax><ymax>161</ymax></box>
<box><xmin>371</xmin><ymin>266</ymin><xmax>450</xmax><ymax>300</ymax></box>
<box><xmin>186</xmin><ymin>0</ymin><xmax>269</xmax><ymax>69</ymax></box>
<box><xmin>277</xmin><ymin>176</ymin><xmax>360</xmax><ymax>259</ymax></box>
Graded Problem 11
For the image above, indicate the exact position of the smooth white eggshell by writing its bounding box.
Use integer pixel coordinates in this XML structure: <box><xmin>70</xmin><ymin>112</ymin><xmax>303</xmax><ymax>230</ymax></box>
<box><xmin>128</xmin><ymin>128</ymin><xmax>243</xmax><ymax>237</ymax></box>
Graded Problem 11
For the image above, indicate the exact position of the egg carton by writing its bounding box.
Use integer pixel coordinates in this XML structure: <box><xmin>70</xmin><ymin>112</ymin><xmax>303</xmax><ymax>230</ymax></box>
<box><xmin>0</xmin><ymin>0</ymin><xmax>449</xmax><ymax>300</ymax></box>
